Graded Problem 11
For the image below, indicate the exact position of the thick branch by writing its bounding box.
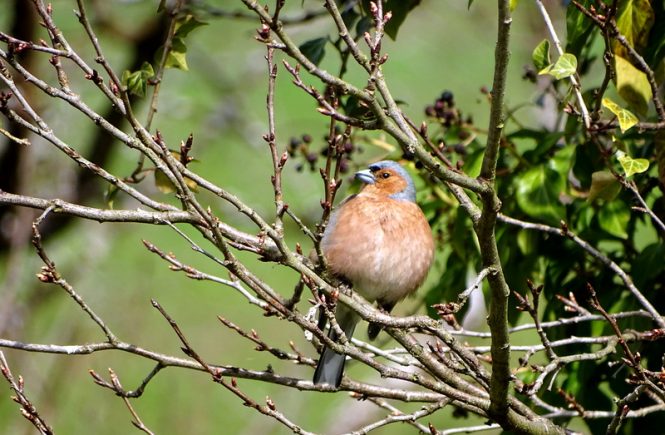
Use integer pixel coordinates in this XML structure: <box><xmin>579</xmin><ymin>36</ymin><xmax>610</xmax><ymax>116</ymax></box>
<box><xmin>478</xmin><ymin>0</ymin><xmax>513</xmax><ymax>426</ymax></box>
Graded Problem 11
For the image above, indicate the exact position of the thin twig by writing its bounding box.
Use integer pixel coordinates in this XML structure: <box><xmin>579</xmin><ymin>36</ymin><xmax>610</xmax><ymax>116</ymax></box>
<box><xmin>535</xmin><ymin>0</ymin><xmax>591</xmax><ymax>129</ymax></box>
<box><xmin>0</xmin><ymin>352</ymin><xmax>53</xmax><ymax>435</ymax></box>
<box><xmin>499</xmin><ymin>214</ymin><xmax>665</xmax><ymax>328</ymax></box>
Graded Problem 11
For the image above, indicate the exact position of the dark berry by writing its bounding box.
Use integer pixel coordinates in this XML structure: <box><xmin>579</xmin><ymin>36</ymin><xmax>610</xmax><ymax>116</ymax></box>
<box><xmin>440</xmin><ymin>91</ymin><xmax>454</xmax><ymax>103</ymax></box>
<box><xmin>453</xmin><ymin>143</ymin><xmax>467</xmax><ymax>155</ymax></box>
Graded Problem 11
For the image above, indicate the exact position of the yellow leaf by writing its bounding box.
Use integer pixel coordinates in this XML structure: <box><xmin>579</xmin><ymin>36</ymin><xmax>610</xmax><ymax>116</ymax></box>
<box><xmin>617</xmin><ymin>154</ymin><xmax>649</xmax><ymax>177</ymax></box>
<box><xmin>154</xmin><ymin>169</ymin><xmax>176</xmax><ymax>194</ymax></box>
<box><xmin>614</xmin><ymin>0</ymin><xmax>654</xmax><ymax>56</ymax></box>
<box><xmin>602</xmin><ymin>97</ymin><xmax>638</xmax><ymax>133</ymax></box>
<box><xmin>614</xmin><ymin>55</ymin><xmax>652</xmax><ymax>115</ymax></box>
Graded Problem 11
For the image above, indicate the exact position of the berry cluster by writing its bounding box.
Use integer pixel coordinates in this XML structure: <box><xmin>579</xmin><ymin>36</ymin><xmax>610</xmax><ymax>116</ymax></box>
<box><xmin>286</xmin><ymin>130</ymin><xmax>360</xmax><ymax>173</ymax></box>
<box><xmin>425</xmin><ymin>91</ymin><xmax>460</xmax><ymax>127</ymax></box>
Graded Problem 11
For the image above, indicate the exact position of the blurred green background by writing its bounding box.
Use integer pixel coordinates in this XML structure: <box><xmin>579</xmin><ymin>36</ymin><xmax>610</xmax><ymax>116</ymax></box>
<box><xmin>0</xmin><ymin>1</ymin><xmax>562</xmax><ymax>433</ymax></box>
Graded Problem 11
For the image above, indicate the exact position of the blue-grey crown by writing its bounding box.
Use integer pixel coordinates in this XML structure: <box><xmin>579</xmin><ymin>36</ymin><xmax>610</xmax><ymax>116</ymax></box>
<box><xmin>368</xmin><ymin>160</ymin><xmax>417</xmax><ymax>203</ymax></box>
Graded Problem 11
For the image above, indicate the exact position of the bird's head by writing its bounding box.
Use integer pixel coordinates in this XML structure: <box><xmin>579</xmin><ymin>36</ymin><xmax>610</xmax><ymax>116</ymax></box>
<box><xmin>354</xmin><ymin>160</ymin><xmax>416</xmax><ymax>202</ymax></box>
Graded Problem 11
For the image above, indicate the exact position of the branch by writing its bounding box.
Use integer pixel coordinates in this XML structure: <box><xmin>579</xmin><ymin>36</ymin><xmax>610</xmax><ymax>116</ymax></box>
<box><xmin>535</xmin><ymin>0</ymin><xmax>591</xmax><ymax>129</ymax></box>
<box><xmin>0</xmin><ymin>191</ymin><xmax>200</xmax><ymax>225</ymax></box>
<box><xmin>0</xmin><ymin>351</ymin><xmax>53</xmax><ymax>435</ymax></box>
<box><xmin>498</xmin><ymin>214</ymin><xmax>665</xmax><ymax>328</ymax></box>
<box><xmin>477</xmin><ymin>0</ymin><xmax>513</xmax><ymax>425</ymax></box>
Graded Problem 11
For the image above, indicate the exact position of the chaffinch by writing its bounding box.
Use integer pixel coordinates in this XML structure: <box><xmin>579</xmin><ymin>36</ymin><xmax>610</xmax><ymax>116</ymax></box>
<box><xmin>313</xmin><ymin>160</ymin><xmax>435</xmax><ymax>387</ymax></box>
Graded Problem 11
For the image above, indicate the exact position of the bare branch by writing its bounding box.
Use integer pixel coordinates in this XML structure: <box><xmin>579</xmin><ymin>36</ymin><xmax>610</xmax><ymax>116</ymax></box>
<box><xmin>0</xmin><ymin>351</ymin><xmax>53</xmax><ymax>435</ymax></box>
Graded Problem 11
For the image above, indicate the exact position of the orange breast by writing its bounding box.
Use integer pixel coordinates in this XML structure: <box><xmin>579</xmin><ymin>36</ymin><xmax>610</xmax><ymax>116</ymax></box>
<box><xmin>321</xmin><ymin>193</ymin><xmax>434</xmax><ymax>305</ymax></box>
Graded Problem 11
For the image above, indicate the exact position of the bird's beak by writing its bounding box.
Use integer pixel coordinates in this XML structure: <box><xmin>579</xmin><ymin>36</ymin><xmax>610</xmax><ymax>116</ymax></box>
<box><xmin>355</xmin><ymin>169</ymin><xmax>375</xmax><ymax>184</ymax></box>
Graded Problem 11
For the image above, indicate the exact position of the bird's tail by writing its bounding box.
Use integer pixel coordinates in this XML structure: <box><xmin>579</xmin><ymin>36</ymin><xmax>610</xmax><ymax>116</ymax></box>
<box><xmin>313</xmin><ymin>305</ymin><xmax>358</xmax><ymax>387</ymax></box>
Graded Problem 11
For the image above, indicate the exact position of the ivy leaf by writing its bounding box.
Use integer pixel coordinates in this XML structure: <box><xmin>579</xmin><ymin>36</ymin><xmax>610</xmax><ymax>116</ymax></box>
<box><xmin>355</xmin><ymin>16</ymin><xmax>373</xmax><ymax>38</ymax></box>
<box><xmin>614</xmin><ymin>55</ymin><xmax>652</xmax><ymax>115</ymax></box>
<box><xmin>539</xmin><ymin>53</ymin><xmax>577</xmax><ymax>80</ymax></box>
<box><xmin>299</xmin><ymin>37</ymin><xmax>327</xmax><ymax>66</ymax></box>
<box><xmin>164</xmin><ymin>37</ymin><xmax>189</xmax><ymax>70</ymax></box>
<box><xmin>617</xmin><ymin>152</ymin><xmax>649</xmax><ymax>177</ymax></box>
<box><xmin>656</xmin><ymin>131</ymin><xmax>665</xmax><ymax>188</ymax></box>
<box><xmin>532</xmin><ymin>39</ymin><xmax>551</xmax><ymax>71</ymax></box>
<box><xmin>601</xmin><ymin>97</ymin><xmax>638</xmax><ymax>133</ymax></box>
<box><xmin>598</xmin><ymin>200</ymin><xmax>629</xmax><ymax>239</ymax></box>
<box><xmin>632</xmin><ymin>243</ymin><xmax>665</xmax><ymax>289</ymax></box>
<box><xmin>340</xmin><ymin>5</ymin><xmax>359</xmax><ymax>29</ymax></box>
<box><xmin>162</xmin><ymin>16</ymin><xmax>206</xmax><ymax>72</ymax></box>
<box><xmin>174</xmin><ymin>15</ymin><xmax>208</xmax><ymax>39</ymax></box>
<box><xmin>566</xmin><ymin>0</ymin><xmax>594</xmax><ymax>57</ymax></box>
<box><xmin>614</xmin><ymin>0</ymin><xmax>654</xmax><ymax>56</ymax></box>
<box><xmin>462</xmin><ymin>148</ymin><xmax>484</xmax><ymax>178</ymax></box>
<box><xmin>588</xmin><ymin>171</ymin><xmax>621</xmax><ymax>202</ymax></box>
<box><xmin>515</xmin><ymin>165</ymin><xmax>565</xmax><ymax>226</ymax></box>
<box><xmin>383</xmin><ymin>0</ymin><xmax>421</xmax><ymax>40</ymax></box>
<box><xmin>121</xmin><ymin>61</ymin><xmax>155</xmax><ymax>97</ymax></box>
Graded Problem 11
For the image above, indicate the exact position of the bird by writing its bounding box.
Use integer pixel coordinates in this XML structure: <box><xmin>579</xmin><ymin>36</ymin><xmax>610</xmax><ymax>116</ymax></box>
<box><xmin>313</xmin><ymin>160</ymin><xmax>435</xmax><ymax>387</ymax></box>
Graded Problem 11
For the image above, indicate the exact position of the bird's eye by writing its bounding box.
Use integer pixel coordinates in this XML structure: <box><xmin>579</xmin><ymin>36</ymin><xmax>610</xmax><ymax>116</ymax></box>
<box><xmin>381</xmin><ymin>172</ymin><xmax>390</xmax><ymax>179</ymax></box>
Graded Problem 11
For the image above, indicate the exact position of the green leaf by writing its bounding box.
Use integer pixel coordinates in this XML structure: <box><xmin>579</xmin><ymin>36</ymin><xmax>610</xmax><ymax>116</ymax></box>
<box><xmin>467</xmin><ymin>0</ymin><xmax>474</xmax><ymax>8</ymax></box>
<box><xmin>355</xmin><ymin>16</ymin><xmax>373</xmax><ymax>37</ymax></box>
<box><xmin>462</xmin><ymin>148</ymin><xmax>484</xmax><ymax>178</ymax></box>
<box><xmin>566</xmin><ymin>0</ymin><xmax>595</xmax><ymax>57</ymax></box>
<box><xmin>656</xmin><ymin>131</ymin><xmax>665</xmax><ymax>188</ymax></box>
<box><xmin>617</xmin><ymin>153</ymin><xmax>649</xmax><ymax>177</ymax></box>
<box><xmin>632</xmin><ymin>243</ymin><xmax>665</xmax><ymax>289</ymax></box>
<box><xmin>539</xmin><ymin>53</ymin><xmax>577</xmax><ymax>80</ymax></box>
<box><xmin>598</xmin><ymin>200</ymin><xmax>629</xmax><ymax>239</ymax></box>
<box><xmin>588</xmin><ymin>171</ymin><xmax>621</xmax><ymax>202</ymax></box>
<box><xmin>510</xmin><ymin>0</ymin><xmax>519</xmax><ymax>12</ymax></box>
<box><xmin>164</xmin><ymin>37</ymin><xmax>188</xmax><ymax>70</ymax></box>
<box><xmin>601</xmin><ymin>97</ymin><xmax>639</xmax><ymax>132</ymax></box>
<box><xmin>614</xmin><ymin>55</ymin><xmax>652</xmax><ymax>115</ymax></box>
<box><xmin>341</xmin><ymin>8</ymin><xmax>359</xmax><ymax>29</ymax></box>
<box><xmin>532</xmin><ymin>39</ymin><xmax>551</xmax><ymax>71</ymax></box>
<box><xmin>121</xmin><ymin>61</ymin><xmax>155</xmax><ymax>97</ymax></box>
<box><xmin>383</xmin><ymin>0</ymin><xmax>421</xmax><ymax>40</ymax></box>
<box><xmin>517</xmin><ymin>229</ymin><xmax>537</xmax><ymax>255</ymax></box>
<box><xmin>614</xmin><ymin>0</ymin><xmax>654</xmax><ymax>56</ymax></box>
<box><xmin>299</xmin><ymin>37</ymin><xmax>327</xmax><ymax>66</ymax></box>
<box><xmin>161</xmin><ymin>15</ymin><xmax>206</xmax><ymax>72</ymax></box>
<box><xmin>105</xmin><ymin>184</ymin><xmax>119</xmax><ymax>209</ymax></box>
<box><xmin>140</xmin><ymin>61</ymin><xmax>155</xmax><ymax>77</ymax></box>
<box><xmin>174</xmin><ymin>15</ymin><xmax>208</xmax><ymax>39</ymax></box>
<box><xmin>515</xmin><ymin>165</ymin><xmax>566</xmax><ymax>226</ymax></box>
